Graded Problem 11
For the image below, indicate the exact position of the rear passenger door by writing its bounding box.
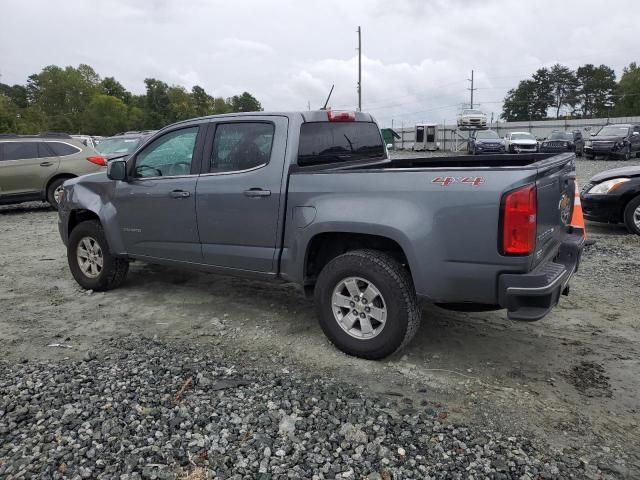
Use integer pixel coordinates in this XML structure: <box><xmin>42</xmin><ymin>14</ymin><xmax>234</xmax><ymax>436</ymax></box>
<box><xmin>196</xmin><ymin>117</ymin><xmax>288</xmax><ymax>272</ymax></box>
<box><xmin>0</xmin><ymin>141</ymin><xmax>60</xmax><ymax>197</ymax></box>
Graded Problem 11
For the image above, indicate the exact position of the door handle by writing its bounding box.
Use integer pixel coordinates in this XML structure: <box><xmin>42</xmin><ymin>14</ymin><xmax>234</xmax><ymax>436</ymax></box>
<box><xmin>170</xmin><ymin>190</ymin><xmax>191</xmax><ymax>198</ymax></box>
<box><xmin>40</xmin><ymin>161</ymin><xmax>53</xmax><ymax>167</ymax></box>
<box><xmin>243</xmin><ymin>188</ymin><xmax>271</xmax><ymax>198</ymax></box>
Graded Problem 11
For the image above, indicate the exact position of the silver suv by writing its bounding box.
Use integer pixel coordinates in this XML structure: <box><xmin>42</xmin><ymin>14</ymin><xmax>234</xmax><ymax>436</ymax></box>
<box><xmin>0</xmin><ymin>133</ymin><xmax>103</xmax><ymax>209</ymax></box>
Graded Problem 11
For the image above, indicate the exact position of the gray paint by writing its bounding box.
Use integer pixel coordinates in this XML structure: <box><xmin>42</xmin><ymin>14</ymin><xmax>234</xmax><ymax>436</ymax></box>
<box><xmin>58</xmin><ymin>111</ymin><xmax>576</xmax><ymax>307</ymax></box>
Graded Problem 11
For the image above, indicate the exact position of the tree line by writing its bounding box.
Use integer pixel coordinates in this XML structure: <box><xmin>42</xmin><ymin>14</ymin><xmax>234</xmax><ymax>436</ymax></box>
<box><xmin>0</xmin><ymin>64</ymin><xmax>263</xmax><ymax>136</ymax></box>
<box><xmin>501</xmin><ymin>62</ymin><xmax>640</xmax><ymax>121</ymax></box>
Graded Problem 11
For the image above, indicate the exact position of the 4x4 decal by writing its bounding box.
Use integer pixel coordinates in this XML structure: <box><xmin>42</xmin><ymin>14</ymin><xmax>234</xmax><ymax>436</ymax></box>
<box><xmin>431</xmin><ymin>176</ymin><xmax>485</xmax><ymax>186</ymax></box>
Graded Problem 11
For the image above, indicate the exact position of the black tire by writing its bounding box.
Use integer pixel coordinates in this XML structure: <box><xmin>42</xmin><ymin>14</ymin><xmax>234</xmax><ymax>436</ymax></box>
<box><xmin>586</xmin><ymin>153</ymin><xmax>594</xmax><ymax>160</ymax></box>
<box><xmin>577</xmin><ymin>146</ymin><xmax>583</xmax><ymax>157</ymax></box>
<box><xmin>67</xmin><ymin>220</ymin><xmax>129</xmax><ymax>291</ymax></box>
<box><xmin>46</xmin><ymin>176</ymin><xmax>72</xmax><ymax>210</ymax></box>
<box><xmin>314</xmin><ymin>249</ymin><xmax>420</xmax><ymax>360</ymax></box>
<box><xmin>623</xmin><ymin>195</ymin><xmax>640</xmax><ymax>236</ymax></box>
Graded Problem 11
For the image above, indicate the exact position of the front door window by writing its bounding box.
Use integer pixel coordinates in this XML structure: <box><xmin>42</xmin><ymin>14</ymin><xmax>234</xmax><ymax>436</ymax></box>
<box><xmin>134</xmin><ymin>127</ymin><xmax>198</xmax><ymax>178</ymax></box>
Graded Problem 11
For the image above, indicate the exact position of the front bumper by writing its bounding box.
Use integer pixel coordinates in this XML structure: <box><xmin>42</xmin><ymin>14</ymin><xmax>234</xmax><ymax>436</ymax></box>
<box><xmin>475</xmin><ymin>144</ymin><xmax>505</xmax><ymax>154</ymax></box>
<box><xmin>540</xmin><ymin>146</ymin><xmax>571</xmax><ymax>153</ymax></box>
<box><xmin>581</xmin><ymin>193</ymin><xmax>623</xmax><ymax>223</ymax></box>
<box><xmin>584</xmin><ymin>144</ymin><xmax>623</xmax><ymax>156</ymax></box>
<box><xmin>498</xmin><ymin>232</ymin><xmax>584</xmax><ymax>321</ymax></box>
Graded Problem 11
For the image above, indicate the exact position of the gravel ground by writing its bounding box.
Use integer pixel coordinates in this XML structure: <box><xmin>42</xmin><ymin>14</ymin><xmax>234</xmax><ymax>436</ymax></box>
<box><xmin>0</xmin><ymin>339</ymin><xmax>588</xmax><ymax>480</ymax></box>
<box><xmin>1</xmin><ymin>157</ymin><xmax>639</xmax><ymax>479</ymax></box>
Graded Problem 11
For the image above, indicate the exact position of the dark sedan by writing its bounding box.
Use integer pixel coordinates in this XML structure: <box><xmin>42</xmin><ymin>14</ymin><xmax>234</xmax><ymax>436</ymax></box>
<box><xmin>581</xmin><ymin>165</ymin><xmax>640</xmax><ymax>235</ymax></box>
<box><xmin>584</xmin><ymin>124</ymin><xmax>640</xmax><ymax>160</ymax></box>
<box><xmin>539</xmin><ymin>130</ymin><xmax>584</xmax><ymax>156</ymax></box>
<box><xmin>467</xmin><ymin>130</ymin><xmax>505</xmax><ymax>155</ymax></box>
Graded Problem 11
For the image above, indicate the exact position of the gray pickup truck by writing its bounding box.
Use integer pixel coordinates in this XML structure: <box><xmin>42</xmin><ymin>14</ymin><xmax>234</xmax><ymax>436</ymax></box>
<box><xmin>58</xmin><ymin>111</ymin><xmax>584</xmax><ymax>359</ymax></box>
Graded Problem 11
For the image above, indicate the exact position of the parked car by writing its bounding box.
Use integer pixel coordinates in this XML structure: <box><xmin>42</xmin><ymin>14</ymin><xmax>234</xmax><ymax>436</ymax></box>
<box><xmin>504</xmin><ymin>132</ymin><xmax>538</xmax><ymax>153</ymax></box>
<box><xmin>457</xmin><ymin>109</ymin><xmax>487</xmax><ymax>129</ymax></box>
<box><xmin>0</xmin><ymin>133</ymin><xmax>103</xmax><ymax>209</ymax></box>
<box><xmin>58</xmin><ymin>110</ymin><xmax>583</xmax><ymax>359</ymax></box>
<box><xmin>92</xmin><ymin>131</ymin><xmax>157</xmax><ymax>164</ymax></box>
<box><xmin>540</xmin><ymin>130</ymin><xmax>584</xmax><ymax>157</ymax></box>
<box><xmin>584</xmin><ymin>124</ymin><xmax>640</xmax><ymax>160</ymax></box>
<box><xmin>71</xmin><ymin>135</ymin><xmax>97</xmax><ymax>150</ymax></box>
<box><xmin>467</xmin><ymin>130</ymin><xmax>505</xmax><ymax>155</ymax></box>
<box><xmin>581</xmin><ymin>165</ymin><xmax>640</xmax><ymax>235</ymax></box>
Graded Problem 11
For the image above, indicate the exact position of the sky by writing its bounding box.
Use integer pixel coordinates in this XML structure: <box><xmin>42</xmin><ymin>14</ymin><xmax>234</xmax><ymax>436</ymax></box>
<box><xmin>1</xmin><ymin>0</ymin><xmax>638</xmax><ymax>127</ymax></box>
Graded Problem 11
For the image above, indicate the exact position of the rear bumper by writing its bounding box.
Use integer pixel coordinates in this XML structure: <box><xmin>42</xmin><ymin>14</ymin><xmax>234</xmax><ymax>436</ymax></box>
<box><xmin>498</xmin><ymin>232</ymin><xmax>584</xmax><ymax>321</ymax></box>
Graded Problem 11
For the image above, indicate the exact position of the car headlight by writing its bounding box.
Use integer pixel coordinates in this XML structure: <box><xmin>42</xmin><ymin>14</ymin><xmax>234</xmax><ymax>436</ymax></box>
<box><xmin>585</xmin><ymin>140</ymin><xmax>592</xmax><ymax>147</ymax></box>
<box><xmin>616</xmin><ymin>140</ymin><xmax>625</xmax><ymax>147</ymax></box>
<box><xmin>588</xmin><ymin>178</ymin><xmax>630</xmax><ymax>194</ymax></box>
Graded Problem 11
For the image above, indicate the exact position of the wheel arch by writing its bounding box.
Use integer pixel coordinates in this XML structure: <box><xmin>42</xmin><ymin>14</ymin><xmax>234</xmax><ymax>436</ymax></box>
<box><xmin>302</xmin><ymin>230</ymin><xmax>414</xmax><ymax>295</ymax></box>
<box><xmin>45</xmin><ymin>173</ymin><xmax>76</xmax><ymax>194</ymax></box>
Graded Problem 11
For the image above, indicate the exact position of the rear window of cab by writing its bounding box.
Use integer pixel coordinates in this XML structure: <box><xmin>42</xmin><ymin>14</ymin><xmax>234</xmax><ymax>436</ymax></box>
<box><xmin>297</xmin><ymin>122</ymin><xmax>385</xmax><ymax>167</ymax></box>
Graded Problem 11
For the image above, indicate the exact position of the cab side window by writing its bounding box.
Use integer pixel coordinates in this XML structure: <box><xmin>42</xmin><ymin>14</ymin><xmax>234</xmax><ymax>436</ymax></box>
<box><xmin>210</xmin><ymin>123</ymin><xmax>274</xmax><ymax>173</ymax></box>
<box><xmin>134</xmin><ymin>127</ymin><xmax>198</xmax><ymax>178</ymax></box>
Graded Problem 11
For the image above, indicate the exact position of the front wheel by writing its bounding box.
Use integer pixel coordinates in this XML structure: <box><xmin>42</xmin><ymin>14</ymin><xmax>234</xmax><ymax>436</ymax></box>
<box><xmin>623</xmin><ymin>196</ymin><xmax>640</xmax><ymax>236</ymax></box>
<box><xmin>67</xmin><ymin>220</ymin><xmax>129</xmax><ymax>291</ymax></box>
<box><xmin>622</xmin><ymin>146</ymin><xmax>631</xmax><ymax>161</ymax></box>
<box><xmin>314</xmin><ymin>250</ymin><xmax>420</xmax><ymax>359</ymax></box>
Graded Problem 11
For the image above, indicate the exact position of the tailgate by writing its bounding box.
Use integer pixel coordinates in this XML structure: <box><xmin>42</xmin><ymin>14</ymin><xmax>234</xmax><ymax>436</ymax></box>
<box><xmin>533</xmin><ymin>154</ymin><xmax>576</xmax><ymax>267</ymax></box>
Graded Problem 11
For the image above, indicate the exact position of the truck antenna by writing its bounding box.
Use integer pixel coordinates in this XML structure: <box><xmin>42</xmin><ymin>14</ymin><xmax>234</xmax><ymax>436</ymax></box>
<box><xmin>321</xmin><ymin>84</ymin><xmax>335</xmax><ymax>110</ymax></box>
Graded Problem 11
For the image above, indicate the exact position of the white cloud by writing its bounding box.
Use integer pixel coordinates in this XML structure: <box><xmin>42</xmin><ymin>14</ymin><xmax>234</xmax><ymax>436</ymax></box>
<box><xmin>0</xmin><ymin>0</ymin><xmax>637</xmax><ymax>126</ymax></box>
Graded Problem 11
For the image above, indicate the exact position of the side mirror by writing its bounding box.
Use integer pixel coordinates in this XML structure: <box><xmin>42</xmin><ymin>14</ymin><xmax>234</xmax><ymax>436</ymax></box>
<box><xmin>386</xmin><ymin>143</ymin><xmax>393</xmax><ymax>150</ymax></box>
<box><xmin>107</xmin><ymin>159</ymin><xmax>127</xmax><ymax>181</ymax></box>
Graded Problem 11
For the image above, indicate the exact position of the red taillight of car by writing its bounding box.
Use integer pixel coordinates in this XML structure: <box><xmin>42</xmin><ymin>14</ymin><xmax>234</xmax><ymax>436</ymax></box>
<box><xmin>86</xmin><ymin>155</ymin><xmax>107</xmax><ymax>166</ymax></box>
<box><xmin>501</xmin><ymin>184</ymin><xmax>537</xmax><ymax>255</ymax></box>
<box><xmin>327</xmin><ymin>111</ymin><xmax>356</xmax><ymax>122</ymax></box>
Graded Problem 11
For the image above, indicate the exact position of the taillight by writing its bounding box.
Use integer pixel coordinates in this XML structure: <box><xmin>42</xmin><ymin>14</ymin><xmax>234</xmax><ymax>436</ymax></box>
<box><xmin>327</xmin><ymin>111</ymin><xmax>356</xmax><ymax>122</ymax></box>
<box><xmin>501</xmin><ymin>184</ymin><xmax>537</xmax><ymax>255</ymax></box>
<box><xmin>87</xmin><ymin>155</ymin><xmax>107</xmax><ymax>166</ymax></box>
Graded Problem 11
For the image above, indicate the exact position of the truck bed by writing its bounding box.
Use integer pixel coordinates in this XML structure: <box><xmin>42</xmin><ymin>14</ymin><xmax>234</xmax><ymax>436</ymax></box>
<box><xmin>353</xmin><ymin>153</ymin><xmax>571</xmax><ymax>170</ymax></box>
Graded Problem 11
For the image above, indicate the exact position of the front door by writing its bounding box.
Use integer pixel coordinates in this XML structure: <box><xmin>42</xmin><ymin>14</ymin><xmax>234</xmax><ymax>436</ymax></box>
<box><xmin>196</xmin><ymin>117</ymin><xmax>288</xmax><ymax>272</ymax></box>
<box><xmin>112</xmin><ymin>125</ymin><xmax>203</xmax><ymax>263</ymax></box>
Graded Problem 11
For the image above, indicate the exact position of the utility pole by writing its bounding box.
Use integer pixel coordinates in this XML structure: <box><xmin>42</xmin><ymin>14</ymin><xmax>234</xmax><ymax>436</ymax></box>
<box><xmin>307</xmin><ymin>100</ymin><xmax>311</xmax><ymax>111</ymax></box>
<box><xmin>467</xmin><ymin>69</ymin><xmax>477</xmax><ymax>109</ymax></box>
<box><xmin>357</xmin><ymin>26</ymin><xmax>362</xmax><ymax>112</ymax></box>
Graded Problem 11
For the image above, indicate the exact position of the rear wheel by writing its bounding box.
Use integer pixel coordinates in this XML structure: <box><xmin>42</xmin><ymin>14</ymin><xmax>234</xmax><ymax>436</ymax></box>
<box><xmin>623</xmin><ymin>196</ymin><xmax>640</xmax><ymax>236</ymax></box>
<box><xmin>46</xmin><ymin>177</ymin><xmax>72</xmax><ymax>210</ymax></box>
<box><xmin>314</xmin><ymin>249</ymin><xmax>420</xmax><ymax>359</ymax></box>
<box><xmin>67</xmin><ymin>220</ymin><xmax>129</xmax><ymax>291</ymax></box>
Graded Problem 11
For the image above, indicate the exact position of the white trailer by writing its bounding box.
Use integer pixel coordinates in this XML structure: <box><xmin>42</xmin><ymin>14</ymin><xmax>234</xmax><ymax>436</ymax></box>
<box><xmin>412</xmin><ymin>123</ymin><xmax>439</xmax><ymax>151</ymax></box>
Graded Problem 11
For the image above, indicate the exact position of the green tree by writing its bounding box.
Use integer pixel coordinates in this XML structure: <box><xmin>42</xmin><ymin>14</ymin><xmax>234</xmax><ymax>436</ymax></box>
<box><xmin>229</xmin><ymin>92</ymin><xmax>262</xmax><ymax>112</ymax></box>
<box><xmin>127</xmin><ymin>106</ymin><xmax>145</xmax><ymax>131</ymax></box>
<box><xmin>575</xmin><ymin>64</ymin><xmax>617</xmax><ymax>118</ymax></box>
<box><xmin>501</xmin><ymin>69</ymin><xmax>552</xmax><ymax>121</ymax></box>
<box><xmin>100</xmin><ymin>77</ymin><xmax>131</xmax><ymax>104</ymax></box>
<box><xmin>614</xmin><ymin>62</ymin><xmax>640</xmax><ymax>116</ymax></box>
<box><xmin>26</xmin><ymin>64</ymin><xmax>101</xmax><ymax>131</ymax></box>
<box><xmin>143</xmin><ymin>78</ymin><xmax>171</xmax><ymax>129</ymax></box>
<box><xmin>212</xmin><ymin>96</ymin><xmax>231</xmax><ymax>114</ymax></box>
<box><xmin>548</xmin><ymin>64</ymin><xmax>579</xmax><ymax>119</ymax></box>
<box><xmin>168</xmin><ymin>85</ymin><xmax>195</xmax><ymax>122</ymax></box>
<box><xmin>82</xmin><ymin>94</ymin><xmax>129</xmax><ymax>135</ymax></box>
<box><xmin>191</xmin><ymin>85</ymin><xmax>213</xmax><ymax>116</ymax></box>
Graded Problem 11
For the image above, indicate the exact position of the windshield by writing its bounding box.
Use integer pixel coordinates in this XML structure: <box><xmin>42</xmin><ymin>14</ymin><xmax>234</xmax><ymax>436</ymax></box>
<box><xmin>596</xmin><ymin>125</ymin><xmax>630</xmax><ymax>137</ymax></box>
<box><xmin>462</xmin><ymin>109</ymin><xmax>483</xmax><ymax>115</ymax></box>
<box><xmin>549</xmin><ymin>131</ymin><xmax>573</xmax><ymax>140</ymax></box>
<box><xmin>475</xmin><ymin>130</ymin><xmax>499</xmax><ymax>139</ymax></box>
<box><xmin>511</xmin><ymin>133</ymin><xmax>535</xmax><ymax>141</ymax></box>
<box><xmin>95</xmin><ymin>137</ymin><xmax>141</xmax><ymax>155</ymax></box>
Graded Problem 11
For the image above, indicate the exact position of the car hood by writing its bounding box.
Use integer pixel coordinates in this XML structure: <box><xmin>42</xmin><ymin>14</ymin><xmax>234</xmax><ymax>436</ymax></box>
<box><xmin>590</xmin><ymin>165</ymin><xmax>640</xmax><ymax>182</ymax></box>
<box><xmin>510</xmin><ymin>139</ymin><xmax>537</xmax><ymax>145</ymax></box>
<box><xmin>476</xmin><ymin>138</ymin><xmax>503</xmax><ymax>144</ymax></box>
<box><xmin>590</xmin><ymin>135</ymin><xmax>624</xmax><ymax>142</ymax></box>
